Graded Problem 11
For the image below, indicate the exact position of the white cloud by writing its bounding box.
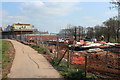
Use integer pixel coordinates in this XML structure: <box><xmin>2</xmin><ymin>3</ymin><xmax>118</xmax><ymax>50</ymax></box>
<box><xmin>1</xmin><ymin>10</ymin><xmax>29</xmax><ymax>26</ymax></box>
<box><xmin>47</xmin><ymin>0</ymin><xmax>110</xmax><ymax>2</ymax></box>
<box><xmin>2</xmin><ymin>2</ymin><xmax>80</xmax><ymax>32</ymax></box>
<box><xmin>84</xmin><ymin>16</ymin><xmax>100</xmax><ymax>23</ymax></box>
<box><xmin>0</xmin><ymin>10</ymin><xmax>8</xmax><ymax>17</ymax></box>
<box><xmin>34</xmin><ymin>20</ymin><xmax>69</xmax><ymax>33</ymax></box>
<box><xmin>0</xmin><ymin>10</ymin><xmax>8</xmax><ymax>25</ymax></box>
<box><xmin>105</xmin><ymin>10</ymin><xmax>117</xmax><ymax>16</ymax></box>
<box><xmin>2</xmin><ymin>16</ymin><xmax>29</xmax><ymax>25</ymax></box>
<box><xmin>22</xmin><ymin>1</ymin><xmax>44</xmax><ymax>7</ymax></box>
<box><xmin>17</xmin><ymin>1</ymin><xmax>82</xmax><ymax>32</ymax></box>
<box><xmin>20</xmin><ymin>2</ymin><xmax>79</xmax><ymax>18</ymax></box>
<box><xmin>2</xmin><ymin>0</ymin><xmax>110</xmax><ymax>2</ymax></box>
<box><xmin>83</xmin><ymin>16</ymin><xmax>101</xmax><ymax>27</ymax></box>
<box><xmin>8</xmin><ymin>16</ymin><xmax>26</xmax><ymax>19</ymax></box>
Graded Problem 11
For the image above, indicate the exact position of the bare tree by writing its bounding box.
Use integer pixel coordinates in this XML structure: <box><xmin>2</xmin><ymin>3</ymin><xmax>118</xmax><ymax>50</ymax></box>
<box><xmin>110</xmin><ymin>0</ymin><xmax>120</xmax><ymax>42</ymax></box>
<box><xmin>86</xmin><ymin>27</ymin><xmax>94</xmax><ymax>39</ymax></box>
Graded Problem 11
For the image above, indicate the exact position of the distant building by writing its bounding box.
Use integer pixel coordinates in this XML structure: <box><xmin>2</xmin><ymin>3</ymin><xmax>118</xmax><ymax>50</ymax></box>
<box><xmin>2</xmin><ymin>23</ymin><xmax>37</xmax><ymax>39</ymax></box>
<box><xmin>12</xmin><ymin>23</ymin><xmax>35</xmax><ymax>31</ymax></box>
<box><xmin>0</xmin><ymin>26</ymin><xmax>7</xmax><ymax>32</ymax></box>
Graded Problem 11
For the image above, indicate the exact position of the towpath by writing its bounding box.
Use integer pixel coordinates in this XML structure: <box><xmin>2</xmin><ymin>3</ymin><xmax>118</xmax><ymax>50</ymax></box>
<box><xmin>8</xmin><ymin>40</ymin><xmax>62</xmax><ymax>79</ymax></box>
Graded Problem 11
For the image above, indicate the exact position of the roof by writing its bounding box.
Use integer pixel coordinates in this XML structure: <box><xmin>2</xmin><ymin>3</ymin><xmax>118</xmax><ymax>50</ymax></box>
<box><xmin>26</xmin><ymin>34</ymin><xmax>57</xmax><ymax>36</ymax></box>
<box><xmin>13</xmin><ymin>23</ymin><xmax>31</xmax><ymax>26</ymax></box>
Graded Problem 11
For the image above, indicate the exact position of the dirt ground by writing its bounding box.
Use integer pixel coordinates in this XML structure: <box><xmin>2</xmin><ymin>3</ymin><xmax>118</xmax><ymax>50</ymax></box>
<box><xmin>40</xmin><ymin>43</ymin><xmax>120</xmax><ymax>79</ymax></box>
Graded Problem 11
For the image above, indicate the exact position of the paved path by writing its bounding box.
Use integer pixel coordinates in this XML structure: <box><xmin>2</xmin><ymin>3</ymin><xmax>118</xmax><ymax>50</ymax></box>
<box><xmin>8</xmin><ymin>40</ymin><xmax>62</xmax><ymax>78</ymax></box>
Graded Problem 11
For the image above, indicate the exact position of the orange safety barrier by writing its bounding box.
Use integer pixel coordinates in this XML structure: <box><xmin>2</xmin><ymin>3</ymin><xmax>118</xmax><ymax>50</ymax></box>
<box><xmin>72</xmin><ymin>55</ymin><xmax>85</xmax><ymax>65</ymax></box>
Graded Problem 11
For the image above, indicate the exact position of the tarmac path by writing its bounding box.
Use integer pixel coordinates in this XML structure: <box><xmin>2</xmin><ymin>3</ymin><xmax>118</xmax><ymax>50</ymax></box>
<box><xmin>7</xmin><ymin>40</ymin><xmax>62</xmax><ymax>79</ymax></box>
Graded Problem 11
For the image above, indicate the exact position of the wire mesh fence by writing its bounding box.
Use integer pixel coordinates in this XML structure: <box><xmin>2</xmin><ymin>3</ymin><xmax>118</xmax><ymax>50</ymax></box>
<box><xmin>6</xmin><ymin>33</ymin><xmax>120</xmax><ymax>79</ymax></box>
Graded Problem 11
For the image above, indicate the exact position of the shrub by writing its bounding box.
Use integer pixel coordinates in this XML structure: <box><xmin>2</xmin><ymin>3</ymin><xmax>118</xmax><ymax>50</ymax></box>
<box><xmin>51</xmin><ymin>58</ymin><xmax>100</xmax><ymax>80</ymax></box>
<box><xmin>30</xmin><ymin>44</ymin><xmax>50</xmax><ymax>54</ymax></box>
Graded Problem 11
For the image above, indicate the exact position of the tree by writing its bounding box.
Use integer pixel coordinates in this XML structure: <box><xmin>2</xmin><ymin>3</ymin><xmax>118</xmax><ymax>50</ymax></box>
<box><xmin>103</xmin><ymin>18</ymin><xmax>120</xmax><ymax>42</ymax></box>
<box><xmin>110</xmin><ymin>0</ymin><xmax>120</xmax><ymax>19</ymax></box>
<box><xmin>59</xmin><ymin>25</ymin><xmax>85</xmax><ymax>40</ymax></box>
<box><xmin>110</xmin><ymin>0</ymin><xmax>120</xmax><ymax>42</ymax></box>
<box><xmin>86</xmin><ymin>27</ymin><xmax>94</xmax><ymax>39</ymax></box>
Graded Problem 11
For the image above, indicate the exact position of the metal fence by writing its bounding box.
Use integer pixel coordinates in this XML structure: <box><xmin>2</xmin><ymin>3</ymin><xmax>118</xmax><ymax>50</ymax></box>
<box><xmin>4</xmin><ymin>33</ymin><xmax>120</xmax><ymax>79</ymax></box>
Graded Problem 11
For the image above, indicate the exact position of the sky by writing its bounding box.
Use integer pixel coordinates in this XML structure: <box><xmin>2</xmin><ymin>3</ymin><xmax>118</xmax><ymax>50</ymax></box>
<box><xmin>1</xmin><ymin>0</ymin><xmax>117</xmax><ymax>33</ymax></box>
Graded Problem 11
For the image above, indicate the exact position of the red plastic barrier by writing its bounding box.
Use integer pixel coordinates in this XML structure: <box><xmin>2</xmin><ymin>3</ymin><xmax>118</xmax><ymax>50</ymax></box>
<box><xmin>72</xmin><ymin>56</ymin><xmax>85</xmax><ymax>64</ymax></box>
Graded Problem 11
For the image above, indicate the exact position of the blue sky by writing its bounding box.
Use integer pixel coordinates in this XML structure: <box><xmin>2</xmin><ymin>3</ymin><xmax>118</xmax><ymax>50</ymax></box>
<box><xmin>1</xmin><ymin>0</ymin><xmax>117</xmax><ymax>33</ymax></box>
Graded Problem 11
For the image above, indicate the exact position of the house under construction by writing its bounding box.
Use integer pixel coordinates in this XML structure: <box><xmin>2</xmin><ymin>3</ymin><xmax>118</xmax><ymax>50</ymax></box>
<box><xmin>1</xmin><ymin>23</ymin><xmax>37</xmax><ymax>39</ymax></box>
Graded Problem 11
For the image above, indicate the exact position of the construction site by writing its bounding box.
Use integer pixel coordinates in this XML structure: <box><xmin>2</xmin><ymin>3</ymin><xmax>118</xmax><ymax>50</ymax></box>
<box><xmin>1</xmin><ymin>1</ymin><xmax>120</xmax><ymax>80</ymax></box>
<box><xmin>27</xmin><ymin>38</ymin><xmax>120</xmax><ymax>79</ymax></box>
<box><xmin>1</xmin><ymin>23</ymin><xmax>119</xmax><ymax>79</ymax></box>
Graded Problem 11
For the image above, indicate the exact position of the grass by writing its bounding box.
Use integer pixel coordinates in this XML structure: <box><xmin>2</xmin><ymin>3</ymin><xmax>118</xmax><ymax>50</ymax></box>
<box><xmin>2</xmin><ymin>40</ymin><xmax>11</xmax><ymax>68</ymax></box>
<box><xmin>0</xmin><ymin>40</ymin><xmax>2</xmax><ymax>73</ymax></box>
<box><xmin>0</xmin><ymin>40</ymin><xmax>2</xmax><ymax>61</ymax></box>
<box><xmin>51</xmin><ymin>58</ymin><xmax>100</xmax><ymax>80</ymax></box>
<box><xmin>1</xmin><ymin>40</ymin><xmax>15</xmax><ymax>79</ymax></box>
<box><xmin>29</xmin><ymin>44</ymin><xmax>50</xmax><ymax>54</ymax></box>
<box><xmin>0</xmin><ymin>40</ymin><xmax>11</xmax><ymax>78</ymax></box>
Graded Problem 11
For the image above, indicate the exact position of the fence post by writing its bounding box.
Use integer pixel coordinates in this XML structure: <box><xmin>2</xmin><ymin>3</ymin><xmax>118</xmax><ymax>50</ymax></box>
<box><xmin>57</xmin><ymin>49</ymin><xmax>67</xmax><ymax>65</ymax></box>
<box><xmin>105</xmin><ymin>47</ymin><xmax>109</xmax><ymax>67</ymax></box>
<box><xmin>67</xmin><ymin>50</ymin><xmax>70</xmax><ymax>68</ymax></box>
<box><xmin>85</xmin><ymin>54</ymin><xmax>87</xmax><ymax>79</ymax></box>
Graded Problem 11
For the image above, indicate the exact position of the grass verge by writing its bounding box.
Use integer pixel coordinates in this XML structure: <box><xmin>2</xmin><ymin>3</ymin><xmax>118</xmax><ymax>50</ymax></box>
<box><xmin>29</xmin><ymin>44</ymin><xmax>50</xmax><ymax>54</ymax></box>
<box><xmin>1</xmin><ymin>40</ymin><xmax>15</xmax><ymax>79</ymax></box>
<box><xmin>51</xmin><ymin>58</ymin><xmax>100</xmax><ymax>80</ymax></box>
<box><xmin>2</xmin><ymin>40</ymin><xmax>10</xmax><ymax>68</ymax></box>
